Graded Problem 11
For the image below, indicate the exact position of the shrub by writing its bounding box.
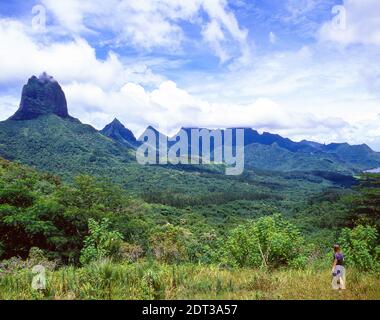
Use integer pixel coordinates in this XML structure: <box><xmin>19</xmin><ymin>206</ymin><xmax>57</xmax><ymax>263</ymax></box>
<box><xmin>80</xmin><ymin>218</ymin><xmax>123</xmax><ymax>265</ymax></box>
<box><xmin>222</xmin><ymin>214</ymin><xmax>307</xmax><ymax>269</ymax></box>
<box><xmin>149</xmin><ymin>224</ymin><xmax>193</xmax><ymax>263</ymax></box>
<box><xmin>338</xmin><ymin>225</ymin><xmax>380</xmax><ymax>271</ymax></box>
<box><xmin>120</xmin><ymin>242</ymin><xmax>144</xmax><ymax>263</ymax></box>
<box><xmin>27</xmin><ymin>247</ymin><xmax>58</xmax><ymax>270</ymax></box>
<box><xmin>0</xmin><ymin>257</ymin><xmax>26</xmax><ymax>276</ymax></box>
<box><xmin>0</xmin><ymin>247</ymin><xmax>57</xmax><ymax>277</ymax></box>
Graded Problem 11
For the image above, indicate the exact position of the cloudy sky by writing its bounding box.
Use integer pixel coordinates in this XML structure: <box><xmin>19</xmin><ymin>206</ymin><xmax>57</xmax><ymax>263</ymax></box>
<box><xmin>0</xmin><ymin>0</ymin><xmax>380</xmax><ymax>150</ymax></box>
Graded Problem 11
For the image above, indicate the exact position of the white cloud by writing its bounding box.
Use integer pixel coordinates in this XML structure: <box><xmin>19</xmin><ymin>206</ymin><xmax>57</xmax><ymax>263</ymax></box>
<box><xmin>0</xmin><ymin>95</ymin><xmax>19</xmax><ymax>121</ymax></box>
<box><xmin>288</xmin><ymin>114</ymin><xmax>380</xmax><ymax>151</ymax></box>
<box><xmin>41</xmin><ymin>0</ymin><xmax>92</xmax><ymax>34</ymax></box>
<box><xmin>1</xmin><ymin>40</ymin><xmax>380</xmax><ymax>151</ymax></box>
<box><xmin>61</xmin><ymin>78</ymin><xmax>357</xmax><ymax>144</ymax></box>
<box><xmin>1</xmin><ymin>3</ymin><xmax>380</xmax><ymax>151</ymax></box>
<box><xmin>0</xmin><ymin>19</ymin><xmax>163</xmax><ymax>89</ymax></box>
<box><xmin>175</xmin><ymin>42</ymin><xmax>380</xmax><ymax>149</ymax></box>
<box><xmin>41</xmin><ymin>0</ymin><xmax>250</xmax><ymax>63</ymax></box>
<box><xmin>202</xmin><ymin>20</ymin><xmax>229</xmax><ymax>62</ymax></box>
<box><xmin>318</xmin><ymin>0</ymin><xmax>380</xmax><ymax>46</ymax></box>
<box><xmin>201</xmin><ymin>0</ymin><xmax>250</xmax><ymax>64</ymax></box>
<box><xmin>3</xmin><ymin>72</ymin><xmax>380</xmax><ymax>150</ymax></box>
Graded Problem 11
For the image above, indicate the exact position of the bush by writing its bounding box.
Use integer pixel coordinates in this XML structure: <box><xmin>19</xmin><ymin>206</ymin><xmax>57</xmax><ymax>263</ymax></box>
<box><xmin>338</xmin><ymin>225</ymin><xmax>380</xmax><ymax>271</ymax></box>
<box><xmin>222</xmin><ymin>214</ymin><xmax>307</xmax><ymax>269</ymax></box>
<box><xmin>27</xmin><ymin>247</ymin><xmax>58</xmax><ymax>270</ymax></box>
<box><xmin>80</xmin><ymin>219</ymin><xmax>123</xmax><ymax>265</ymax></box>
<box><xmin>0</xmin><ymin>257</ymin><xmax>26</xmax><ymax>276</ymax></box>
<box><xmin>120</xmin><ymin>242</ymin><xmax>144</xmax><ymax>263</ymax></box>
<box><xmin>149</xmin><ymin>224</ymin><xmax>193</xmax><ymax>263</ymax></box>
<box><xmin>0</xmin><ymin>247</ymin><xmax>58</xmax><ymax>276</ymax></box>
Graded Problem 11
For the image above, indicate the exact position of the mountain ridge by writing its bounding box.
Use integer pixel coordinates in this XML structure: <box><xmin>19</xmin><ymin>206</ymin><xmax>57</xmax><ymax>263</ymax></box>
<box><xmin>2</xmin><ymin>74</ymin><xmax>380</xmax><ymax>175</ymax></box>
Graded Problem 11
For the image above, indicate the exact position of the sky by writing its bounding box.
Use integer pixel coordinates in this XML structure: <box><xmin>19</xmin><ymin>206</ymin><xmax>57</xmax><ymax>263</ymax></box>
<box><xmin>0</xmin><ymin>0</ymin><xmax>380</xmax><ymax>150</ymax></box>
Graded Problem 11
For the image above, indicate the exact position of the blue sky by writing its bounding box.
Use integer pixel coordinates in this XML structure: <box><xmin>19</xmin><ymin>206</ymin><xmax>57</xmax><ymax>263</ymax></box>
<box><xmin>0</xmin><ymin>0</ymin><xmax>380</xmax><ymax>150</ymax></box>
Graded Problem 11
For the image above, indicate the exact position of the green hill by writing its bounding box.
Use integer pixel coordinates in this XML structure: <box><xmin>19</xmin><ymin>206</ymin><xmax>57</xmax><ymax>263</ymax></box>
<box><xmin>0</xmin><ymin>115</ymin><xmax>134</xmax><ymax>177</ymax></box>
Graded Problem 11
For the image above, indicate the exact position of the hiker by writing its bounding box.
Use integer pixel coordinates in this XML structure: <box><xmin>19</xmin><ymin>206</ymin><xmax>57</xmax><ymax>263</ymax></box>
<box><xmin>331</xmin><ymin>244</ymin><xmax>346</xmax><ymax>290</ymax></box>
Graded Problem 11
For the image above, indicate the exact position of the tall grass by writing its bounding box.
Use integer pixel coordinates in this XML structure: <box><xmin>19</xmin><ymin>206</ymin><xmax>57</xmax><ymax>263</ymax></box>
<box><xmin>0</xmin><ymin>260</ymin><xmax>379</xmax><ymax>300</ymax></box>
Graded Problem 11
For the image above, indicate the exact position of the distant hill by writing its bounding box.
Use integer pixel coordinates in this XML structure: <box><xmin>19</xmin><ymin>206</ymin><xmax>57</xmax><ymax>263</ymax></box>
<box><xmin>164</xmin><ymin>127</ymin><xmax>380</xmax><ymax>173</ymax></box>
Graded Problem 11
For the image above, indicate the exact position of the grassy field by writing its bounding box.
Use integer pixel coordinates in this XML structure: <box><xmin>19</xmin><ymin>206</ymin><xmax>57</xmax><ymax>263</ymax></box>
<box><xmin>1</xmin><ymin>260</ymin><xmax>379</xmax><ymax>300</ymax></box>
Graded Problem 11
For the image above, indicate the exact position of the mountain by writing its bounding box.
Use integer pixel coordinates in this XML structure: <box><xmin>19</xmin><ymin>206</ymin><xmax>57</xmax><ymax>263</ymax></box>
<box><xmin>1</xmin><ymin>73</ymin><xmax>380</xmax><ymax>182</ymax></box>
<box><xmin>241</xmin><ymin>128</ymin><xmax>305</xmax><ymax>152</ymax></box>
<box><xmin>319</xmin><ymin>143</ymin><xmax>380</xmax><ymax>170</ymax></box>
<box><xmin>10</xmin><ymin>73</ymin><xmax>71</xmax><ymax>121</ymax></box>
<box><xmin>0</xmin><ymin>75</ymin><xmax>257</xmax><ymax>198</ymax></box>
<box><xmin>174</xmin><ymin>128</ymin><xmax>313</xmax><ymax>152</ymax></box>
<box><xmin>244</xmin><ymin>143</ymin><xmax>355</xmax><ymax>173</ymax></box>
<box><xmin>0</xmin><ymin>74</ymin><xmax>136</xmax><ymax>178</ymax></box>
<box><xmin>139</xmin><ymin>125</ymin><xmax>166</xmax><ymax>138</ymax></box>
<box><xmin>167</xmin><ymin>127</ymin><xmax>380</xmax><ymax>172</ymax></box>
<box><xmin>0</xmin><ymin>115</ymin><xmax>137</xmax><ymax>178</ymax></box>
<box><xmin>100</xmin><ymin>118</ymin><xmax>138</xmax><ymax>148</ymax></box>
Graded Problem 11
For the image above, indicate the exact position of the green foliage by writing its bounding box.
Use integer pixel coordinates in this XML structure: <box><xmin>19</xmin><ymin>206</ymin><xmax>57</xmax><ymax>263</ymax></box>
<box><xmin>222</xmin><ymin>214</ymin><xmax>307</xmax><ymax>269</ymax></box>
<box><xmin>0</xmin><ymin>156</ymin><xmax>379</xmax><ymax>276</ymax></box>
<box><xmin>149</xmin><ymin>224</ymin><xmax>193</xmax><ymax>263</ymax></box>
<box><xmin>0</xmin><ymin>159</ymin><xmax>132</xmax><ymax>263</ymax></box>
<box><xmin>345</xmin><ymin>174</ymin><xmax>380</xmax><ymax>231</ymax></box>
<box><xmin>80</xmin><ymin>219</ymin><xmax>123</xmax><ymax>265</ymax></box>
<box><xmin>0</xmin><ymin>185</ymin><xmax>35</xmax><ymax>207</ymax></box>
<box><xmin>338</xmin><ymin>225</ymin><xmax>380</xmax><ymax>271</ymax></box>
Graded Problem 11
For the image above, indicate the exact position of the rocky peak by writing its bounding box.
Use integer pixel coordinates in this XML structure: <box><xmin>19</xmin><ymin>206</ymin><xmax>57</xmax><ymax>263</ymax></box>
<box><xmin>100</xmin><ymin>118</ymin><xmax>137</xmax><ymax>145</ymax></box>
<box><xmin>9</xmin><ymin>73</ymin><xmax>69</xmax><ymax>121</ymax></box>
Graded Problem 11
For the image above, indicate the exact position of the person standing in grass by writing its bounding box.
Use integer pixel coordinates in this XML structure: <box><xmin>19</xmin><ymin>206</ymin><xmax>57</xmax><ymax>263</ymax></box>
<box><xmin>332</xmin><ymin>244</ymin><xmax>346</xmax><ymax>290</ymax></box>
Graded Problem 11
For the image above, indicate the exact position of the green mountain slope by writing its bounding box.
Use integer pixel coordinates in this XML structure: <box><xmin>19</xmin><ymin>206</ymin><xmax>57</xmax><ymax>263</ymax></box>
<box><xmin>0</xmin><ymin>115</ymin><xmax>276</xmax><ymax>201</ymax></box>
<box><xmin>0</xmin><ymin>113</ymin><xmax>350</xmax><ymax>209</ymax></box>
<box><xmin>322</xmin><ymin>143</ymin><xmax>380</xmax><ymax>170</ymax></box>
<box><xmin>244</xmin><ymin>143</ymin><xmax>357</xmax><ymax>174</ymax></box>
<box><xmin>0</xmin><ymin>115</ymin><xmax>134</xmax><ymax>177</ymax></box>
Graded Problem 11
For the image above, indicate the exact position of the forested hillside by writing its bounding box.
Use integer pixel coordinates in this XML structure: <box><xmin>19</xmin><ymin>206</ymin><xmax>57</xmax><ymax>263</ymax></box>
<box><xmin>0</xmin><ymin>157</ymin><xmax>379</xmax><ymax>299</ymax></box>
